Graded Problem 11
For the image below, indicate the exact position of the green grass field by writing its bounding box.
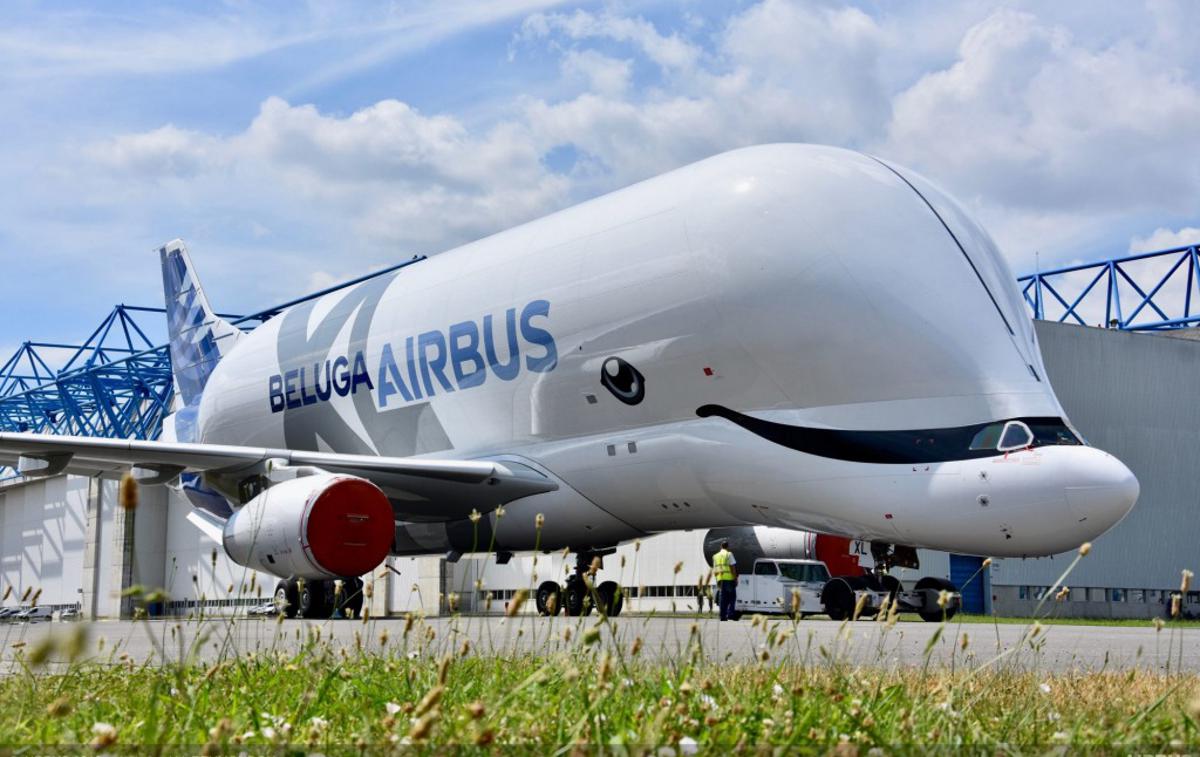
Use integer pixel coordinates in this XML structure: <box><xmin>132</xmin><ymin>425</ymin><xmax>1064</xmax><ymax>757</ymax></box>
<box><xmin>2</xmin><ymin>613</ymin><xmax>1199</xmax><ymax>751</ymax></box>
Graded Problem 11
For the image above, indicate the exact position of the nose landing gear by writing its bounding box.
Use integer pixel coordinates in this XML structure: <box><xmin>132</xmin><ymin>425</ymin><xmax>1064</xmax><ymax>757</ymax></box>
<box><xmin>534</xmin><ymin>550</ymin><xmax>625</xmax><ymax>617</ymax></box>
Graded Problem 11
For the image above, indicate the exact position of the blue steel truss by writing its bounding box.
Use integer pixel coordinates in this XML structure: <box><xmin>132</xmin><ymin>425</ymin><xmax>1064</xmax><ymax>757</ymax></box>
<box><xmin>0</xmin><ymin>256</ymin><xmax>424</xmax><ymax>462</ymax></box>
<box><xmin>1019</xmin><ymin>242</ymin><xmax>1200</xmax><ymax>331</ymax></box>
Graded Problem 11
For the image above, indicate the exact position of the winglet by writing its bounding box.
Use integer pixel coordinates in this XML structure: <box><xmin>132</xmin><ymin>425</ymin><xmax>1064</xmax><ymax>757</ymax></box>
<box><xmin>159</xmin><ymin>240</ymin><xmax>243</xmax><ymax>405</ymax></box>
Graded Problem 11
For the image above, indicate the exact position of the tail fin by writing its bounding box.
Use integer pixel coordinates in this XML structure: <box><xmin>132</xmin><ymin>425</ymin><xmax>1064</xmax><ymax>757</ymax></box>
<box><xmin>159</xmin><ymin>239</ymin><xmax>243</xmax><ymax>405</ymax></box>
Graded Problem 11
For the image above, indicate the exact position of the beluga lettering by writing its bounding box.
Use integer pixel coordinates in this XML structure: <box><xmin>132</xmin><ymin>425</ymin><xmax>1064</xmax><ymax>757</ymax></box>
<box><xmin>266</xmin><ymin>299</ymin><xmax>557</xmax><ymax>414</ymax></box>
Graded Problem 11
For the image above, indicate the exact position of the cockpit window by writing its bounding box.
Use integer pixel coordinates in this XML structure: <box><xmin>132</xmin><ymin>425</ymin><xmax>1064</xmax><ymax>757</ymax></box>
<box><xmin>999</xmin><ymin>421</ymin><xmax>1034</xmax><ymax>451</ymax></box>
<box><xmin>1026</xmin><ymin>419</ymin><xmax>1083</xmax><ymax>446</ymax></box>
<box><xmin>969</xmin><ymin>423</ymin><xmax>1005</xmax><ymax>450</ymax></box>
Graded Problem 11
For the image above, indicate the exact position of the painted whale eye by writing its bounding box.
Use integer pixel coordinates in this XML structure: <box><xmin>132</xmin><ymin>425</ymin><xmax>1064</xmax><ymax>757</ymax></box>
<box><xmin>600</xmin><ymin>357</ymin><xmax>645</xmax><ymax>405</ymax></box>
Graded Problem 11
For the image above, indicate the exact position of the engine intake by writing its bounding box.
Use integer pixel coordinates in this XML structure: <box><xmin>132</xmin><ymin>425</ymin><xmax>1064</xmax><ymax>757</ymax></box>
<box><xmin>223</xmin><ymin>474</ymin><xmax>394</xmax><ymax>579</ymax></box>
<box><xmin>702</xmin><ymin>526</ymin><xmax>863</xmax><ymax>577</ymax></box>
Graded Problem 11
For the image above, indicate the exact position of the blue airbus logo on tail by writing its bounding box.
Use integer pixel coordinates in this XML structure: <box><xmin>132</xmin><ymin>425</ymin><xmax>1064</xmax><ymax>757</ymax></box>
<box><xmin>267</xmin><ymin>299</ymin><xmax>557</xmax><ymax>414</ymax></box>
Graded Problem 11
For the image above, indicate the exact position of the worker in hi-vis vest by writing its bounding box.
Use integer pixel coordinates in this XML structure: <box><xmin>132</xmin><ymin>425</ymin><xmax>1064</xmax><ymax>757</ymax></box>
<box><xmin>713</xmin><ymin>539</ymin><xmax>738</xmax><ymax>621</ymax></box>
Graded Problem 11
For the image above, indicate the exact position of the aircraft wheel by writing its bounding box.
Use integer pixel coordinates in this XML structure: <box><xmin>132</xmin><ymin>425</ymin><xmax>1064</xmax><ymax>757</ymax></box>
<box><xmin>821</xmin><ymin>578</ymin><xmax>856</xmax><ymax>621</ymax></box>
<box><xmin>880</xmin><ymin>574</ymin><xmax>903</xmax><ymax>601</ymax></box>
<box><xmin>915</xmin><ymin>576</ymin><xmax>959</xmax><ymax>622</ymax></box>
<box><xmin>274</xmin><ymin>579</ymin><xmax>298</xmax><ymax>619</ymax></box>
<box><xmin>563</xmin><ymin>578</ymin><xmax>591</xmax><ymax>617</ymax></box>
<box><xmin>536</xmin><ymin>581</ymin><xmax>562</xmax><ymax>616</ymax></box>
<box><xmin>338</xmin><ymin>577</ymin><xmax>364</xmax><ymax>619</ymax></box>
<box><xmin>298</xmin><ymin>579</ymin><xmax>331</xmax><ymax>619</ymax></box>
<box><xmin>596</xmin><ymin>581</ymin><xmax>623</xmax><ymax>617</ymax></box>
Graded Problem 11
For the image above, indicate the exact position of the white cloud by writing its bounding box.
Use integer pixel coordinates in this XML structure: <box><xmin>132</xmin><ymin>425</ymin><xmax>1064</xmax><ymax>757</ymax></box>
<box><xmin>10</xmin><ymin>0</ymin><xmax>1200</xmax><ymax>324</ymax></box>
<box><xmin>518</xmin><ymin>9</ymin><xmax>701</xmax><ymax>71</ymax></box>
<box><xmin>560</xmin><ymin>50</ymin><xmax>632</xmax><ymax>97</ymax></box>
<box><xmin>87</xmin><ymin>96</ymin><xmax>569</xmax><ymax>253</ymax></box>
<box><xmin>880</xmin><ymin>8</ymin><xmax>1200</xmax><ymax>266</ymax></box>
<box><xmin>1129</xmin><ymin>227</ymin><xmax>1200</xmax><ymax>253</ymax></box>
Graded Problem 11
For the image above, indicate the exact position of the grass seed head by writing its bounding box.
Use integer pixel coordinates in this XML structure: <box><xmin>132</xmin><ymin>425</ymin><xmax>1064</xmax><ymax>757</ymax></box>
<box><xmin>535</xmin><ymin>513</ymin><xmax>545</xmax><ymax>529</ymax></box>
<box><xmin>982</xmin><ymin>557</ymin><xmax>993</xmax><ymax>568</ymax></box>
<box><xmin>27</xmin><ymin>637</ymin><xmax>54</xmax><ymax>666</ymax></box>
<box><xmin>415</xmin><ymin>686</ymin><xmax>445</xmax><ymax>718</ymax></box>
<box><xmin>118</xmin><ymin>471</ymin><xmax>139</xmax><ymax>511</ymax></box>
<box><xmin>467</xmin><ymin>701</ymin><xmax>486</xmax><ymax>720</ymax></box>
<box><xmin>1182</xmin><ymin>569</ymin><xmax>1194</xmax><ymax>594</ymax></box>
<box><xmin>506</xmin><ymin>588</ymin><xmax>528</xmax><ymax>617</ymax></box>
<box><xmin>583</xmin><ymin>625</ymin><xmax>601</xmax><ymax>645</ymax></box>
<box><xmin>468</xmin><ymin>508</ymin><xmax>481</xmax><ymax>524</ymax></box>
<box><xmin>1079</xmin><ymin>542</ymin><xmax>1092</xmax><ymax>557</ymax></box>
<box><xmin>47</xmin><ymin>696</ymin><xmax>72</xmax><ymax>717</ymax></box>
<box><xmin>631</xmin><ymin>636</ymin><xmax>643</xmax><ymax>656</ymax></box>
<box><xmin>495</xmin><ymin>504</ymin><xmax>506</xmax><ymax>518</ymax></box>
<box><xmin>2</xmin><ymin>585</ymin><xmax>10</xmax><ymax>601</ymax></box>
<box><xmin>936</xmin><ymin>590</ymin><xmax>950</xmax><ymax>609</ymax></box>
<box><xmin>854</xmin><ymin>592</ymin><xmax>870</xmax><ymax>619</ymax></box>
<box><xmin>91</xmin><ymin>722</ymin><xmax>118</xmax><ymax>749</ymax></box>
<box><xmin>1171</xmin><ymin>593</ymin><xmax>1182</xmax><ymax>618</ymax></box>
<box><xmin>408</xmin><ymin>711</ymin><xmax>438</xmax><ymax>741</ymax></box>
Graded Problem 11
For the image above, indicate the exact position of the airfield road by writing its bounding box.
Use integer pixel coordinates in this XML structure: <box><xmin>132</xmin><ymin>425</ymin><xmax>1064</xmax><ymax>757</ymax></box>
<box><xmin>4</xmin><ymin>614</ymin><xmax>1198</xmax><ymax>673</ymax></box>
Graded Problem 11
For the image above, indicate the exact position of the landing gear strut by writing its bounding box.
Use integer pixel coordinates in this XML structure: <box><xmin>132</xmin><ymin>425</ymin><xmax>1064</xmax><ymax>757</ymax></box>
<box><xmin>534</xmin><ymin>550</ymin><xmax>625</xmax><ymax>617</ymax></box>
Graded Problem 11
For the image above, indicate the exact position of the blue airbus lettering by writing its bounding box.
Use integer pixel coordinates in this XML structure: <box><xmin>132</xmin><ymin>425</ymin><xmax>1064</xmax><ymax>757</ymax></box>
<box><xmin>268</xmin><ymin>299</ymin><xmax>557</xmax><ymax>413</ymax></box>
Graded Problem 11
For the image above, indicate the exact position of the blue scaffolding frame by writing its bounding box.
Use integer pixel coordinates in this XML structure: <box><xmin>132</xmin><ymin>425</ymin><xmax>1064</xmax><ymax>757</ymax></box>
<box><xmin>0</xmin><ymin>255</ymin><xmax>424</xmax><ymax>470</ymax></box>
<box><xmin>1019</xmin><ymin>242</ymin><xmax>1200</xmax><ymax>331</ymax></box>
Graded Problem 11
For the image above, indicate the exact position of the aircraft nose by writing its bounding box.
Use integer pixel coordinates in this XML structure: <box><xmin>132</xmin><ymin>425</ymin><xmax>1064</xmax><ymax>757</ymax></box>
<box><xmin>1064</xmin><ymin>449</ymin><xmax>1139</xmax><ymax>534</ymax></box>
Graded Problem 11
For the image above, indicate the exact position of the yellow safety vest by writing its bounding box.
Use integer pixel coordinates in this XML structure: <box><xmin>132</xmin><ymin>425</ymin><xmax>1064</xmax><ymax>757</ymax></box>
<box><xmin>713</xmin><ymin>549</ymin><xmax>735</xmax><ymax>582</ymax></box>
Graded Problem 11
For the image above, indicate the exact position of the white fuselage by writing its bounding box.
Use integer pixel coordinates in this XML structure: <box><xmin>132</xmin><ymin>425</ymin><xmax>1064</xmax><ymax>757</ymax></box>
<box><xmin>192</xmin><ymin>144</ymin><xmax>1138</xmax><ymax>559</ymax></box>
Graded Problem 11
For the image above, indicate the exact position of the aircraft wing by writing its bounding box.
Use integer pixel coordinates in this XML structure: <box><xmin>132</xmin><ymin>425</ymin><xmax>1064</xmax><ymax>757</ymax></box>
<box><xmin>0</xmin><ymin>433</ymin><xmax>556</xmax><ymax>521</ymax></box>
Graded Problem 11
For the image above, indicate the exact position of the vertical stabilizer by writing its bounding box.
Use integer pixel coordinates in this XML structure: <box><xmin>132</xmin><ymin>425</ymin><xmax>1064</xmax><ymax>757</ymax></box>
<box><xmin>159</xmin><ymin>239</ymin><xmax>243</xmax><ymax>405</ymax></box>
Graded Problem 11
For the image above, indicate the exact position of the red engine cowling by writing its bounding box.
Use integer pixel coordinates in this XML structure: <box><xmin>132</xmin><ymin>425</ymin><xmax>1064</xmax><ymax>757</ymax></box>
<box><xmin>703</xmin><ymin>526</ymin><xmax>864</xmax><ymax>577</ymax></box>
<box><xmin>222</xmin><ymin>474</ymin><xmax>394</xmax><ymax>579</ymax></box>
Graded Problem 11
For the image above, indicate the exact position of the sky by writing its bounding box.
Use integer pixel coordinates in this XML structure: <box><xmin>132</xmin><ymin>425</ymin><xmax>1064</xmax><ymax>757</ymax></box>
<box><xmin>2</xmin><ymin>0</ymin><xmax>1200</xmax><ymax>356</ymax></box>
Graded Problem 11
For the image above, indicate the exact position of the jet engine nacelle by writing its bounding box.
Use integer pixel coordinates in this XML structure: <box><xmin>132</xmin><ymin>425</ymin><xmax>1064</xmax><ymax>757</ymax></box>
<box><xmin>222</xmin><ymin>473</ymin><xmax>394</xmax><ymax>580</ymax></box>
<box><xmin>703</xmin><ymin>526</ymin><xmax>864</xmax><ymax>577</ymax></box>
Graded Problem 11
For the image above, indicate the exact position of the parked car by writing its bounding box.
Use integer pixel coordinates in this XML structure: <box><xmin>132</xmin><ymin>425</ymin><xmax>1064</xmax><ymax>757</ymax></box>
<box><xmin>16</xmin><ymin>606</ymin><xmax>54</xmax><ymax>622</ymax></box>
<box><xmin>246</xmin><ymin>601</ymin><xmax>281</xmax><ymax>617</ymax></box>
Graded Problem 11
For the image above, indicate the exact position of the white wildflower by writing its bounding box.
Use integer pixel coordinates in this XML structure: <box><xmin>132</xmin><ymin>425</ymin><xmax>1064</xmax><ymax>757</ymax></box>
<box><xmin>678</xmin><ymin>735</ymin><xmax>699</xmax><ymax>755</ymax></box>
<box><xmin>1039</xmin><ymin>682</ymin><xmax>1051</xmax><ymax>695</ymax></box>
<box><xmin>385</xmin><ymin>701</ymin><xmax>402</xmax><ymax>716</ymax></box>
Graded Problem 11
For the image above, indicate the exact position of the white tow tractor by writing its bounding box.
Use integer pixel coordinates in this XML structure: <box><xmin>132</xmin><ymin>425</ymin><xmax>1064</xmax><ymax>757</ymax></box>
<box><xmin>730</xmin><ymin>557</ymin><xmax>962</xmax><ymax>622</ymax></box>
<box><xmin>733</xmin><ymin>558</ymin><xmax>837</xmax><ymax>618</ymax></box>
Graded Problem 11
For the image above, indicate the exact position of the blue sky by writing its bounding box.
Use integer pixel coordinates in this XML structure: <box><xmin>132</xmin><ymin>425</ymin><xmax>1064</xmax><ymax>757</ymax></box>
<box><xmin>2</xmin><ymin>0</ymin><xmax>1200</xmax><ymax>357</ymax></box>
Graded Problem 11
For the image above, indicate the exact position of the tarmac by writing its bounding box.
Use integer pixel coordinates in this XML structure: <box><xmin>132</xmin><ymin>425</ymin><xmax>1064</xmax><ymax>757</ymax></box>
<box><xmin>3</xmin><ymin>614</ymin><xmax>1198</xmax><ymax>673</ymax></box>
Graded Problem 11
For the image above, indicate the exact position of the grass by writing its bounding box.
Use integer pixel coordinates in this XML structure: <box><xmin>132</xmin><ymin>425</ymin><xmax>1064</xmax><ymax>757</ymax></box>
<box><xmin>953</xmin><ymin>614</ymin><xmax>1200</xmax><ymax>628</ymax></box>
<box><xmin>1</xmin><ymin>608</ymin><xmax>1199</xmax><ymax>751</ymax></box>
<box><xmin>2</xmin><ymin>501</ymin><xmax>1197</xmax><ymax>750</ymax></box>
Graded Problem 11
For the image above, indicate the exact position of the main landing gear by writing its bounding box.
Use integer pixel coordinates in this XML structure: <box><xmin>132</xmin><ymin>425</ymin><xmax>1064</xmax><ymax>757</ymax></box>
<box><xmin>274</xmin><ymin>577</ymin><xmax>365</xmax><ymax>619</ymax></box>
<box><xmin>535</xmin><ymin>550</ymin><xmax>625</xmax><ymax>617</ymax></box>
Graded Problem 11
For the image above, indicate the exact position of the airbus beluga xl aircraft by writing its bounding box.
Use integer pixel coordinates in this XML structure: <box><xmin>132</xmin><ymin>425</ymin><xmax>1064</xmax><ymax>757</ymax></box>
<box><xmin>0</xmin><ymin>144</ymin><xmax>1138</xmax><ymax>620</ymax></box>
